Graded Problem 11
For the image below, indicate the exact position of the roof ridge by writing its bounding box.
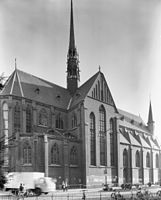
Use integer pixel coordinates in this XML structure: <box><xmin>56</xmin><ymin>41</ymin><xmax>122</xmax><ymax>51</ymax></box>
<box><xmin>10</xmin><ymin>70</ymin><xmax>16</xmax><ymax>95</ymax></box>
<box><xmin>118</xmin><ymin>108</ymin><xmax>143</xmax><ymax>120</ymax></box>
<box><xmin>16</xmin><ymin>69</ymin><xmax>24</xmax><ymax>97</ymax></box>
<box><xmin>78</xmin><ymin>71</ymin><xmax>99</xmax><ymax>90</ymax></box>
<box><xmin>16</xmin><ymin>69</ymin><xmax>68</xmax><ymax>91</ymax></box>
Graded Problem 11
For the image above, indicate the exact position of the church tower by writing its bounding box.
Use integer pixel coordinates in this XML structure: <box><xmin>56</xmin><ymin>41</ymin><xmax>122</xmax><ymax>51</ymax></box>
<box><xmin>147</xmin><ymin>101</ymin><xmax>154</xmax><ymax>135</ymax></box>
<box><xmin>67</xmin><ymin>0</ymin><xmax>80</xmax><ymax>95</ymax></box>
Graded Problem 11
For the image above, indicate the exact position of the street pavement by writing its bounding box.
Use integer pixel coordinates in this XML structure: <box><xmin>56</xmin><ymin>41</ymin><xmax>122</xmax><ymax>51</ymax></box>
<box><xmin>23</xmin><ymin>185</ymin><xmax>161</xmax><ymax>200</ymax></box>
<box><xmin>1</xmin><ymin>185</ymin><xmax>161</xmax><ymax>200</ymax></box>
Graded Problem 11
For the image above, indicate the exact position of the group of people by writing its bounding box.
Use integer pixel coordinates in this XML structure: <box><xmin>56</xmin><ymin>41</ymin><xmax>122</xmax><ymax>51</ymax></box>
<box><xmin>62</xmin><ymin>180</ymin><xmax>68</xmax><ymax>192</ymax></box>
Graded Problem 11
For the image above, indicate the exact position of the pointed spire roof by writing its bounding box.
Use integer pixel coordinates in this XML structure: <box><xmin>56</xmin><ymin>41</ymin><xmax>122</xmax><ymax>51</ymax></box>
<box><xmin>148</xmin><ymin>101</ymin><xmax>154</xmax><ymax>123</ymax></box>
<box><xmin>69</xmin><ymin>0</ymin><xmax>75</xmax><ymax>50</ymax></box>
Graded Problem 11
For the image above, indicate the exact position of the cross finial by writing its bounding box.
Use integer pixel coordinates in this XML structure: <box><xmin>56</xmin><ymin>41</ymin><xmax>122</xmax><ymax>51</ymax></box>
<box><xmin>99</xmin><ymin>65</ymin><xmax>101</xmax><ymax>72</ymax></box>
<box><xmin>15</xmin><ymin>58</ymin><xmax>17</xmax><ymax>70</ymax></box>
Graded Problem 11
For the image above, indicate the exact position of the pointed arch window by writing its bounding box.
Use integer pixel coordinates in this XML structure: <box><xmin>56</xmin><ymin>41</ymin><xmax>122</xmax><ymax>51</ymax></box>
<box><xmin>110</xmin><ymin>118</ymin><xmax>115</xmax><ymax>166</ymax></box>
<box><xmin>14</xmin><ymin>102</ymin><xmax>21</xmax><ymax>132</ymax></box>
<box><xmin>56</xmin><ymin>113</ymin><xmax>64</xmax><ymax>129</ymax></box>
<box><xmin>104</xmin><ymin>83</ymin><xmax>107</xmax><ymax>103</ymax></box>
<box><xmin>156</xmin><ymin>153</ymin><xmax>159</xmax><ymax>168</ymax></box>
<box><xmin>90</xmin><ymin>112</ymin><xmax>96</xmax><ymax>166</ymax></box>
<box><xmin>23</xmin><ymin>143</ymin><xmax>32</xmax><ymax>164</ymax></box>
<box><xmin>98</xmin><ymin>81</ymin><xmax>100</xmax><ymax>100</ymax></box>
<box><xmin>70</xmin><ymin>146</ymin><xmax>78</xmax><ymax>165</ymax></box>
<box><xmin>135</xmin><ymin>150</ymin><xmax>140</xmax><ymax>167</ymax></box>
<box><xmin>99</xmin><ymin>105</ymin><xmax>106</xmax><ymax>165</ymax></box>
<box><xmin>96</xmin><ymin>85</ymin><xmax>98</xmax><ymax>99</ymax></box>
<box><xmin>72</xmin><ymin>114</ymin><xmax>77</xmax><ymax>128</ymax></box>
<box><xmin>26</xmin><ymin>105</ymin><xmax>32</xmax><ymax>133</ymax></box>
<box><xmin>123</xmin><ymin>149</ymin><xmax>128</xmax><ymax>167</ymax></box>
<box><xmin>2</xmin><ymin>103</ymin><xmax>8</xmax><ymax>130</ymax></box>
<box><xmin>92</xmin><ymin>91</ymin><xmax>94</xmax><ymax>98</ymax></box>
<box><xmin>51</xmin><ymin>143</ymin><xmax>60</xmax><ymax>164</ymax></box>
<box><xmin>94</xmin><ymin>88</ymin><xmax>96</xmax><ymax>98</ymax></box>
<box><xmin>101</xmin><ymin>78</ymin><xmax>104</xmax><ymax>101</ymax></box>
<box><xmin>2</xmin><ymin>102</ymin><xmax>9</xmax><ymax>165</ymax></box>
<box><xmin>146</xmin><ymin>152</ymin><xmax>150</xmax><ymax>168</ymax></box>
<box><xmin>39</xmin><ymin>108</ymin><xmax>48</xmax><ymax>126</ymax></box>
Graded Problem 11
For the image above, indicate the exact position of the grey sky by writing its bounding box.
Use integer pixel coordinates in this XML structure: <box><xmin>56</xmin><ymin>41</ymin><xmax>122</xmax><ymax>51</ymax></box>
<box><xmin>0</xmin><ymin>0</ymin><xmax>161</xmax><ymax>139</ymax></box>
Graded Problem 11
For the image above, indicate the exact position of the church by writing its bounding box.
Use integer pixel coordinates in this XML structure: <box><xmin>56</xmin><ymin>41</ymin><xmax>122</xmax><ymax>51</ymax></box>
<box><xmin>0</xmin><ymin>0</ymin><xmax>160</xmax><ymax>188</ymax></box>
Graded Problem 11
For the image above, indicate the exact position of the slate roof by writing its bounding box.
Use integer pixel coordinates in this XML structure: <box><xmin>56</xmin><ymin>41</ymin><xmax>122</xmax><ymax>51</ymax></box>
<box><xmin>69</xmin><ymin>71</ymin><xmax>100</xmax><ymax>108</ymax></box>
<box><xmin>120</xmin><ymin>131</ymin><xmax>130</xmax><ymax>144</ymax></box>
<box><xmin>0</xmin><ymin>69</ymin><xmax>101</xmax><ymax>110</ymax></box>
<box><xmin>1</xmin><ymin>69</ymin><xmax>71</xmax><ymax>109</ymax></box>
<box><xmin>0</xmin><ymin>68</ymin><xmax>155</xmax><ymax>141</ymax></box>
<box><xmin>118</xmin><ymin>109</ymin><xmax>146</xmax><ymax>125</ymax></box>
<box><xmin>118</xmin><ymin>109</ymin><xmax>150</xmax><ymax>134</ymax></box>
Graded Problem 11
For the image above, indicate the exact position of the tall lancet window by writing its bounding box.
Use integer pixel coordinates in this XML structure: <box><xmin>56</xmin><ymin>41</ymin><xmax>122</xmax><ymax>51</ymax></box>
<box><xmin>90</xmin><ymin>112</ymin><xmax>96</xmax><ymax>166</ymax></box>
<box><xmin>99</xmin><ymin>105</ymin><xmax>106</xmax><ymax>166</ymax></box>
<box><xmin>51</xmin><ymin>143</ymin><xmax>60</xmax><ymax>165</ymax></box>
<box><xmin>156</xmin><ymin>153</ymin><xmax>159</xmax><ymax>168</ymax></box>
<box><xmin>23</xmin><ymin>142</ymin><xmax>32</xmax><ymax>164</ymax></box>
<box><xmin>56</xmin><ymin>114</ymin><xmax>64</xmax><ymax>129</ymax></box>
<box><xmin>146</xmin><ymin>152</ymin><xmax>150</xmax><ymax>168</ymax></box>
<box><xmin>26</xmin><ymin>105</ymin><xmax>32</xmax><ymax>133</ymax></box>
<box><xmin>39</xmin><ymin>108</ymin><xmax>48</xmax><ymax>127</ymax></box>
<box><xmin>2</xmin><ymin>102</ymin><xmax>9</xmax><ymax>165</ymax></box>
<box><xmin>123</xmin><ymin>149</ymin><xmax>128</xmax><ymax>167</ymax></box>
<box><xmin>14</xmin><ymin>102</ymin><xmax>21</xmax><ymax>132</ymax></box>
<box><xmin>135</xmin><ymin>150</ymin><xmax>140</xmax><ymax>167</ymax></box>
<box><xmin>72</xmin><ymin>114</ymin><xmax>77</xmax><ymax>128</ymax></box>
<box><xmin>70</xmin><ymin>146</ymin><xmax>78</xmax><ymax>165</ymax></box>
<box><xmin>110</xmin><ymin>118</ymin><xmax>115</xmax><ymax>166</ymax></box>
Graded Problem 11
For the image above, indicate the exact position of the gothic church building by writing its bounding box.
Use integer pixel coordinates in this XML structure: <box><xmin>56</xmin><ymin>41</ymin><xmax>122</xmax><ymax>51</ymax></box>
<box><xmin>0</xmin><ymin>0</ymin><xmax>160</xmax><ymax>188</ymax></box>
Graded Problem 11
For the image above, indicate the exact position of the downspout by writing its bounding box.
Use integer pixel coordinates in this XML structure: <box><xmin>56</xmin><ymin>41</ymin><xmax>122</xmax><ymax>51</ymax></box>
<box><xmin>44</xmin><ymin>134</ymin><xmax>48</xmax><ymax>177</ymax></box>
<box><xmin>141</xmin><ymin>148</ymin><xmax>144</xmax><ymax>184</ymax></box>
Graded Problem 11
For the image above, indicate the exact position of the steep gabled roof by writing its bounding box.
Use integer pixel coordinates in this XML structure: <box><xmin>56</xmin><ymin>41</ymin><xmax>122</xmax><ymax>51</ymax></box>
<box><xmin>128</xmin><ymin>132</ymin><xmax>141</xmax><ymax>146</ymax></box>
<box><xmin>118</xmin><ymin>108</ymin><xmax>150</xmax><ymax>134</ymax></box>
<box><xmin>118</xmin><ymin>109</ymin><xmax>145</xmax><ymax>125</ymax></box>
<box><xmin>1</xmin><ymin>69</ymin><xmax>71</xmax><ymax>109</ymax></box>
<box><xmin>120</xmin><ymin>131</ymin><xmax>130</xmax><ymax>145</ymax></box>
<box><xmin>69</xmin><ymin>71</ymin><xmax>100</xmax><ymax>108</ymax></box>
<box><xmin>69</xmin><ymin>70</ymin><xmax>118</xmax><ymax>112</ymax></box>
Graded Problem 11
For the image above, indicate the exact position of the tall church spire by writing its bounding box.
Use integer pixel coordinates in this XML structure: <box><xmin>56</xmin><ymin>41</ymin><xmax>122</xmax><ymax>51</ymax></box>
<box><xmin>67</xmin><ymin>0</ymin><xmax>80</xmax><ymax>95</ymax></box>
<box><xmin>69</xmin><ymin>0</ymin><xmax>75</xmax><ymax>50</ymax></box>
<box><xmin>147</xmin><ymin>101</ymin><xmax>154</xmax><ymax>135</ymax></box>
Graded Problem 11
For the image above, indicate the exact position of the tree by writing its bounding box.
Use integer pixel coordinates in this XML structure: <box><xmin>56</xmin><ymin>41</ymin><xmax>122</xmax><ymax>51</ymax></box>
<box><xmin>0</xmin><ymin>73</ymin><xmax>7</xmax><ymax>91</ymax></box>
<box><xmin>0</xmin><ymin>135</ymin><xmax>16</xmax><ymax>189</ymax></box>
<box><xmin>0</xmin><ymin>170</ymin><xmax>7</xmax><ymax>189</ymax></box>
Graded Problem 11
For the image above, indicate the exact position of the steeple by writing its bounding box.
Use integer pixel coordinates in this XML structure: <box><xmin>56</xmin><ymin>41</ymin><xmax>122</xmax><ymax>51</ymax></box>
<box><xmin>147</xmin><ymin>101</ymin><xmax>154</xmax><ymax>135</ymax></box>
<box><xmin>69</xmin><ymin>0</ymin><xmax>75</xmax><ymax>50</ymax></box>
<box><xmin>67</xmin><ymin>0</ymin><xmax>80</xmax><ymax>95</ymax></box>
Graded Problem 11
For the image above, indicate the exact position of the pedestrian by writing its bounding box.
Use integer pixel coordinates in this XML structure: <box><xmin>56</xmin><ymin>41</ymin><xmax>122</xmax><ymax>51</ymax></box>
<box><xmin>82</xmin><ymin>190</ymin><xmax>86</xmax><ymax>200</ymax></box>
<box><xmin>18</xmin><ymin>183</ymin><xmax>24</xmax><ymax>199</ymax></box>
<box><xmin>19</xmin><ymin>183</ymin><xmax>23</xmax><ymax>192</ymax></box>
<box><xmin>62</xmin><ymin>181</ymin><xmax>65</xmax><ymax>192</ymax></box>
<box><xmin>65</xmin><ymin>180</ymin><xmax>68</xmax><ymax>191</ymax></box>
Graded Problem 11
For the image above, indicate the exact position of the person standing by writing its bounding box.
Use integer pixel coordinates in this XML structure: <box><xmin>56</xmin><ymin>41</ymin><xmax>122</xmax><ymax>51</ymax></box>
<box><xmin>65</xmin><ymin>180</ymin><xmax>68</xmax><ymax>191</ymax></box>
<box><xmin>62</xmin><ymin>181</ymin><xmax>65</xmax><ymax>192</ymax></box>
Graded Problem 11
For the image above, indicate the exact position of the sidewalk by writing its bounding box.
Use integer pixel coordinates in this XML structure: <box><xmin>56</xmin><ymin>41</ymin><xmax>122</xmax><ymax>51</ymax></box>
<box><xmin>54</xmin><ymin>187</ymin><xmax>102</xmax><ymax>194</ymax></box>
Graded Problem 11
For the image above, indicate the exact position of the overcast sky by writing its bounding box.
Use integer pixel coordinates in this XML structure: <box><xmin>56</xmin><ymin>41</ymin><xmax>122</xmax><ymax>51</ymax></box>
<box><xmin>0</xmin><ymin>0</ymin><xmax>161</xmax><ymax>141</ymax></box>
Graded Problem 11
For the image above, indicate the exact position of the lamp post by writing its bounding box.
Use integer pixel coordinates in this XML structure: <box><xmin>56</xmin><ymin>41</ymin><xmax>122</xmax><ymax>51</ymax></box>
<box><xmin>98</xmin><ymin>128</ymin><xmax>111</xmax><ymax>187</ymax></box>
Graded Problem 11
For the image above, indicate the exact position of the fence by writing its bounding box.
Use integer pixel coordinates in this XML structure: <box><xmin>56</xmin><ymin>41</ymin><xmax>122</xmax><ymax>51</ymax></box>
<box><xmin>1</xmin><ymin>190</ymin><xmax>161</xmax><ymax>200</ymax></box>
